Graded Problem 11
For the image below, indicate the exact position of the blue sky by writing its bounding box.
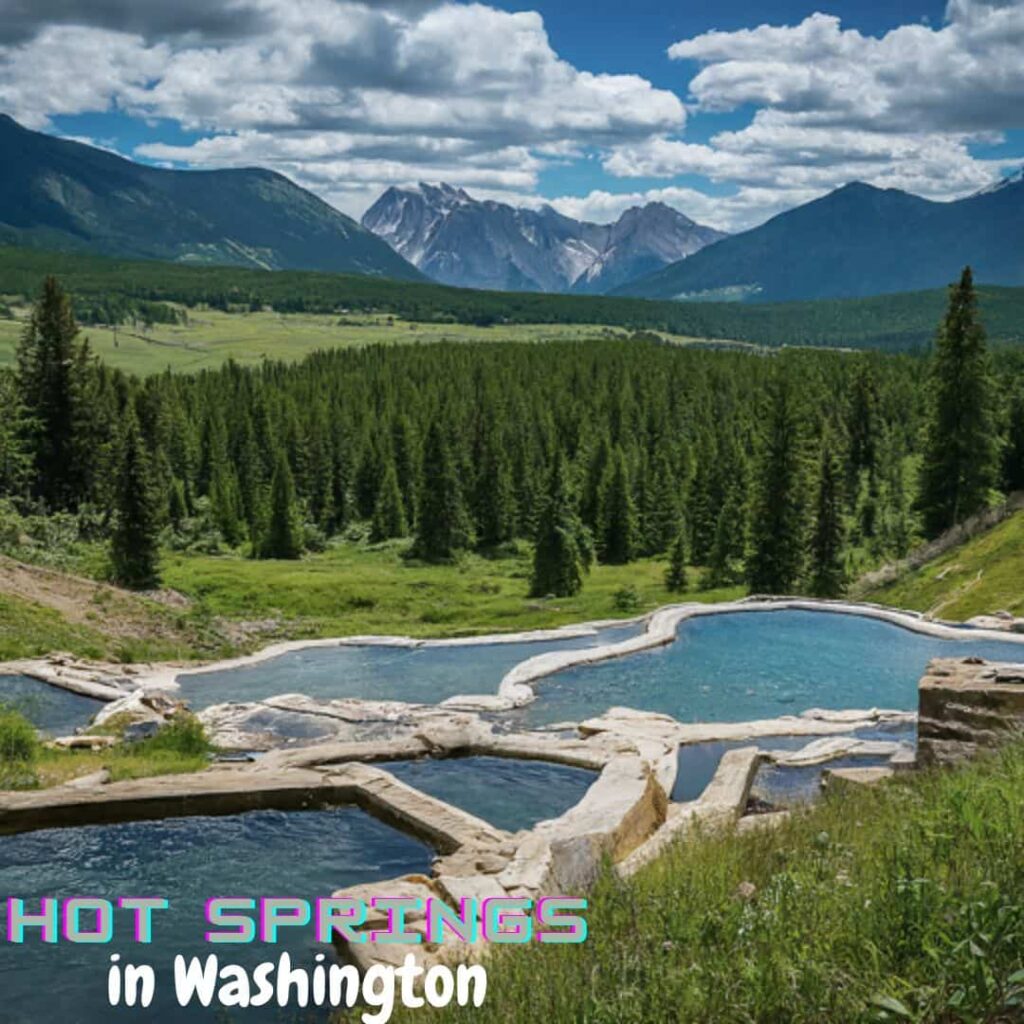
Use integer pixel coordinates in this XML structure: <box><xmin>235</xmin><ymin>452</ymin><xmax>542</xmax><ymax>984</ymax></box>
<box><xmin>2</xmin><ymin>0</ymin><xmax>1022</xmax><ymax>231</ymax></box>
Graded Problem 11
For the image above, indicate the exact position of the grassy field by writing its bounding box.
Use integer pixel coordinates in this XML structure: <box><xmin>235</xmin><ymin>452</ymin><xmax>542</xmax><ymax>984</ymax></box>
<box><xmin>868</xmin><ymin>510</ymin><xmax>1024</xmax><ymax>621</ymax></box>
<box><xmin>0</xmin><ymin>307</ymin><xmax>728</xmax><ymax>376</ymax></box>
<box><xmin>0</xmin><ymin>538</ymin><xmax>741</xmax><ymax>662</ymax></box>
<box><xmin>161</xmin><ymin>541</ymin><xmax>741</xmax><ymax>640</ymax></box>
<box><xmin>402</xmin><ymin>742</ymin><xmax>1024</xmax><ymax>1024</ymax></box>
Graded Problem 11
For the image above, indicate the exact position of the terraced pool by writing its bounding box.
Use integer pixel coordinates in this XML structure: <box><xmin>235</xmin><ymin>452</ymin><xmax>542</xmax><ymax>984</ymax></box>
<box><xmin>177</xmin><ymin>622</ymin><xmax>643</xmax><ymax>710</ymax></box>
<box><xmin>0</xmin><ymin>808</ymin><xmax>432</xmax><ymax>1024</ymax></box>
<box><xmin>0</xmin><ymin>674</ymin><xmax>104</xmax><ymax>736</ymax></box>
<box><xmin>513</xmin><ymin>610</ymin><xmax>1024</xmax><ymax>728</ymax></box>
<box><xmin>383</xmin><ymin>755</ymin><xmax>596</xmax><ymax>831</ymax></box>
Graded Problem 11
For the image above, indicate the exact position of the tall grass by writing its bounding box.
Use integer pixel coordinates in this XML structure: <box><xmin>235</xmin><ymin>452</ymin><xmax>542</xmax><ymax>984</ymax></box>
<box><xmin>402</xmin><ymin>745</ymin><xmax>1024</xmax><ymax>1024</ymax></box>
<box><xmin>0</xmin><ymin>704</ymin><xmax>41</xmax><ymax>788</ymax></box>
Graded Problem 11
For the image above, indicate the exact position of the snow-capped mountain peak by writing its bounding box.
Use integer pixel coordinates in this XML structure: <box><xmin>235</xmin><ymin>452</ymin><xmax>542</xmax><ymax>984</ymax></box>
<box><xmin>361</xmin><ymin>184</ymin><xmax>727</xmax><ymax>294</ymax></box>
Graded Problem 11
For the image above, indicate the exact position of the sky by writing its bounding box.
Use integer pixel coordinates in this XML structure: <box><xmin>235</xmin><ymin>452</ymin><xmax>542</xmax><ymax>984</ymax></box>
<box><xmin>1</xmin><ymin>0</ymin><xmax>1023</xmax><ymax>232</ymax></box>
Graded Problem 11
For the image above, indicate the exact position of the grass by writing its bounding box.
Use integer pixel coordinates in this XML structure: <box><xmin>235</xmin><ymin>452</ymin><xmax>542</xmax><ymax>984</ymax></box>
<box><xmin>0</xmin><ymin>709</ymin><xmax>213</xmax><ymax>790</ymax></box>
<box><xmin>402</xmin><ymin>743</ymin><xmax>1024</xmax><ymax>1024</ymax></box>
<box><xmin>161</xmin><ymin>541</ymin><xmax>742</xmax><ymax>641</ymax></box>
<box><xmin>0</xmin><ymin>308</ymin><xmax>725</xmax><ymax>376</ymax></box>
<box><xmin>868</xmin><ymin>510</ymin><xmax>1024</xmax><ymax>621</ymax></box>
<box><xmin>0</xmin><ymin>593</ymin><xmax>108</xmax><ymax>661</ymax></box>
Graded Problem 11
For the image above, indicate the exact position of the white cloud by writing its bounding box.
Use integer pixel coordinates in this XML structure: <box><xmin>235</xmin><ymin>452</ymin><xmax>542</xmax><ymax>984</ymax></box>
<box><xmin>0</xmin><ymin>0</ymin><xmax>684</xmax><ymax>212</ymax></box>
<box><xmin>592</xmin><ymin>0</ymin><xmax>1023</xmax><ymax>229</ymax></box>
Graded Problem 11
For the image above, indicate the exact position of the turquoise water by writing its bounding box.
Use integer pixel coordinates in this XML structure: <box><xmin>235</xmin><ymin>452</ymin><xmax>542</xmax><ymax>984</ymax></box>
<box><xmin>752</xmin><ymin>756</ymin><xmax>897</xmax><ymax>808</ymax></box>
<box><xmin>177</xmin><ymin>622</ymin><xmax>643</xmax><ymax>710</ymax></box>
<box><xmin>383</xmin><ymin>756</ymin><xmax>596</xmax><ymax>831</ymax></box>
<box><xmin>672</xmin><ymin>722</ymin><xmax>916</xmax><ymax>802</ymax></box>
<box><xmin>0</xmin><ymin>808</ymin><xmax>432</xmax><ymax>1023</ymax></box>
<box><xmin>0</xmin><ymin>674</ymin><xmax>103</xmax><ymax>736</ymax></box>
<box><xmin>515</xmin><ymin>610</ymin><xmax>1024</xmax><ymax>728</ymax></box>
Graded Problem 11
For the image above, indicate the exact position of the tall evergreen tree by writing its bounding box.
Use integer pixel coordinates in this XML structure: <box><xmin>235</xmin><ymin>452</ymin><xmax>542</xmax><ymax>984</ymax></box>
<box><xmin>530</xmin><ymin>452</ymin><xmax>591</xmax><ymax>598</ymax></box>
<box><xmin>665</xmin><ymin>527</ymin><xmax>689</xmax><ymax>593</ymax></box>
<box><xmin>412</xmin><ymin>420</ymin><xmax>473</xmax><ymax>561</ymax></box>
<box><xmin>475</xmin><ymin>430</ymin><xmax>517</xmax><ymax>549</ymax></box>
<box><xmin>110</xmin><ymin>411</ymin><xmax>162</xmax><ymax>589</ymax></box>
<box><xmin>598</xmin><ymin>448</ymin><xmax>638</xmax><ymax>564</ymax></box>
<box><xmin>16</xmin><ymin>277</ymin><xmax>91</xmax><ymax>509</ymax></box>
<box><xmin>1003</xmin><ymin>384</ymin><xmax>1024</xmax><ymax>493</ymax></box>
<box><xmin>807</xmin><ymin>437</ymin><xmax>848</xmax><ymax>598</ymax></box>
<box><xmin>703</xmin><ymin>483</ymin><xmax>747</xmax><ymax>589</ymax></box>
<box><xmin>746</xmin><ymin>374</ymin><xmax>809</xmax><ymax>595</ymax></box>
<box><xmin>370</xmin><ymin>459</ymin><xmax>408</xmax><ymax>542</ymax></box>
<box><xmin>258</xmin><ymin>450</ymin><xmax>303</xmax><ymax>560</ymax></box>
<box><xmin>917</xmin><ymin>267</ymin><xmax>999</xmax><ymax>536</ymax></box>
<box><xmin>0</xmin><ymin>373</ymin><xmax>30</xmax><ymax>498</ymax></box>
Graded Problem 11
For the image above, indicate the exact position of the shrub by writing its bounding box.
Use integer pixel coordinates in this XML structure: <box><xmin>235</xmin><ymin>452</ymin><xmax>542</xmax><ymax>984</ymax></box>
<box><xmin>140</xmin><ymin>715</ymin><xmax>211</xmax><ymax>758</ymax></box>
<box><xmin>0</xmin><ymin>705</ymin><xmax>41</xmax><ymax>765</ymax></box>
<box><xmin>612</xmin><ymin>584</ymin><xmax>642</xmax><ymax>612</ymax></box>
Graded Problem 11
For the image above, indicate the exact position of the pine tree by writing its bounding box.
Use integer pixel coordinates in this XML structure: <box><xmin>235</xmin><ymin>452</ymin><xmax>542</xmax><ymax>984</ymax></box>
<box><xmin>1003</xmin><ymin>384</ymin><xmax>1024</xmax><ymax>493</ymax></box>
<box><xmin>645</xmin><ymin>452</ymin><xmax>681</xmax><ymax>556</ymax></box>
<box><xmin>917</xmin><ymin>267</ymin><xmax>998</xmax><ymax>537</ymax></box>
<box><xmin>110</xmin><ymin>411</ymin><xmax>162</xmax><ymax>589</ymax></box>
<box><xmin>210</xmin><ymin>463</ymin><xmax>245</xmax><ymax>547</ymax></box>
<box><xmin>703</xmin><ymin>482</ymin><xmax>747</xmax><ymax>589</ymax></box>
<box><xmin>412</xmin><ymin>420</ymin><xmax>473</xmax><ymax>561</ymax></box>
<box><xmin>530</xmin><ymin>452</ymin><xmax>591</xmax><ymax>598</ymax></box>
<box><xmin>0</xmin><ymin>372</ymin><xmax>30</xmax><ymax>497</ymax></box>
<box><xmin>370</xmin><ymin>460</ymin><xmax>408</xmax><ymax>542</ymax></box>
<box><xmin>807</xmin><ymin>438</ymin><xmax>848</xmax><ymax>598</ymax></box>
<box><xmin>475</xmin><ymin>430</ymin><xmax>517</xmax><ymax>549</ymax></box>
<box><xmin>665</xmin><ymin>527</ymin><xmax>689</xmax><ymax>593</ymax></box>
<box><xmin>16</xmin><ymin>276</ymin><xmax>91</xmax><ymax>509</ymax></box>
<box><xmin>598</xmin><ymin>448</ymin><xmax>638</xmax><ymax>564</ymax></box>
<box><xmin>746</xmin><ymin>374</ymin><xmax>809</xmax><ymax>595</ymax></box>
<box><xmin>258</xmin><ymin>450</ymin><xmax>303</xmax><ymax>560</ymax></box>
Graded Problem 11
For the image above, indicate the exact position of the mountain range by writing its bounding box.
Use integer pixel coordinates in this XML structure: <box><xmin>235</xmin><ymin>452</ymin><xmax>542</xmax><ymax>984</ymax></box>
<box><xmin>617</xmin><ymin>174</ymin><xmax>1024</xmax><ymax>303</ymax></box>
<box><xmin>0</xmin><ymin>114</ymin><xmax>422</xmax><ymax>280</ymax></box>
<box><xmin>361</xmin><ymin>183</ymin><xmax>726</xmax><ymax>293</ymax></box>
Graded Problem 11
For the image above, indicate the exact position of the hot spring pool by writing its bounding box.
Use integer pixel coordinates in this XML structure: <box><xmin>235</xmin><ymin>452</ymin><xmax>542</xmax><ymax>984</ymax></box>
<box><xmin>177</xmin><ymin>622</ymin><xmax>643</xmax><ymax>710</ymax></box>
<box><xmin>0</xmin><ymin>674</ymin><xmax>104</xmax><ymax>736</ymax></box>
<box><xmin>0</xmin><ymin>808</ymin><xmax>432</xmax><ymax>1024</ymax></box>
<box><xmin>383</xmin><ymin>756</ymin><xmax>596</xmax><ymax>831</ymax></box>
<box><xmin>672</xmin><ymin>722</ymin><xmax>917</xmax><ymax>803</ymax></box>
<box><xmin>512</xmin><ymin>610</ymin><xmax>1024</xmax><ymax>728</ymax></box>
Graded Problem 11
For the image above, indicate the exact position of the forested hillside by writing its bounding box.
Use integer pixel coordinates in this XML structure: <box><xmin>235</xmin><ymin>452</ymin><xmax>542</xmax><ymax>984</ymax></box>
<box><xmin>1</xmin><ymin>246</ymin><xmax>1024</xmax><ymax>352</ymax></box>
<box><xmin>2</xmin><ymin>273</ymin><xmax>1021</xmax><ymax>608</ymax></box>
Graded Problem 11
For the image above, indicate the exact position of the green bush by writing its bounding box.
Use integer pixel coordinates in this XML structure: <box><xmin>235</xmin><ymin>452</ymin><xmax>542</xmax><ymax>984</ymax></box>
<box><xmin>612</xmin><ymin>584</ymin><xmax>642</xmax><ymax>612</ymax></box>
<box><xmin>140</xmin><ymin>715</ymin><xmax>211</xmax><ymax>758</ymax></box>
<box><xmin>0</xmin><ymin>705</ymin><xmax>40</xmax><ymax>764</ymax></box>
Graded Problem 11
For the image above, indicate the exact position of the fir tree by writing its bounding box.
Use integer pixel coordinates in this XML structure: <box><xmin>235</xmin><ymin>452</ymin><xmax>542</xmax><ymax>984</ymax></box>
<box><xmin>412</xmin><ymin>420</ymin><xmax>473</xmax><ymax>561</ymax></box>
<box><xmin>110</xmin><ymin>411</ymin><xmax>162</xmax><ymax>589</ymax></box>
<box><xmin>475</xmin><ymin>431</ymin><xmax>517</xmax><ymax>549</ymax></box>
<box><xmin>530</xmin><ymin>452</ymin><xmax>590</xmax><ymax>598</ymax></box>
<box><xmin>703</xmin><ymin>482</ymin><xmax>747</xmax><ymax>589</ymax></box>
<box><xmin>665</xmin><ymin>527</ymin><xmax>689</xmax><ymax>593</ymax></box>
<box><xmin>210</xmin><ymin>463</ymin><xmax>245</xmax><ymax>547</ymax></box>
<box><xmin>16</xmin><ymin>276</ymin><xmax>90</xmax><ymax>509</ymax></box>
<box><xmin>807</xmin><ymin>437</ymin><xmax>848</xmax><ymax>598</ymax></box>
<box><xmin>746</xmin><ymin>374</ymin><xmax>809</xmax><ymax>595</ymax></box>
<box><xmin>598</xmin><ymin>448</ymin><xmax>638</xmax><ymax>564</ymax></box>
<box><xmin>258</xmin><ymin>450</ymin><xmax>303</xmax><ymax>560</ymax></box>
<box><xmin>645</xmin><ymin>452</ymin><xmax>681</xmax><ymax>557</ymax></box>
<box><xmin>370</xmin><ymin>460</ymin><xmax>408</xmax><ymax>542</ymax></box>
<box><xmin>1003</xmin><ymin>384</ymin><xmax>1024</xmax><ymax>493</ymax></box>
<box><xmin>917</xmin><ymin>267</ymin><xmax>999</xmax><ymax>536</ymax></box>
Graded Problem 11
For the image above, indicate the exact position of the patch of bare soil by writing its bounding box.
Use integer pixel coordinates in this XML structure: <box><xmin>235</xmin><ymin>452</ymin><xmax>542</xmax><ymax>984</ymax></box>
<box><xmin>0</xmin><ymin>555</ymin><xmax>207</xmax><ymax>649</ymax></box>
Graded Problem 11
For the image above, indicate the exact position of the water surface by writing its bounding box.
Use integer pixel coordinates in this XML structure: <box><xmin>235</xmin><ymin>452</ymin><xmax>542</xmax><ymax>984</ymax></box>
<box><xmin>0</xmin><ymin>808</ymin><xmax>432</xmax><ymax>1023</ymax></box>
<box><xmin>178</xmin><ymin>622</ymin><xmax>643</xmax><ymax>710</ymax></box>
<box><xmin>383</xmin><ymin>755</ymin><xmax>596</xmax><ymax>831</ymax></box>
<box><xmin>516</xmin><ymin>610</ymin><xmax>1024</xmax><ymax>727</ymax></box>
<box><xmin>0</xmin><ymin>674</ymin><xmax>103</xmax><ymax>736</ymax></box>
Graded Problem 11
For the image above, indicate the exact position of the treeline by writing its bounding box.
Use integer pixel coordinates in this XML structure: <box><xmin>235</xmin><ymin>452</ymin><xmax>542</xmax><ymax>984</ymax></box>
<box><xmin>2</xmin><ymin>245</ymin><xmax>1024</xmax><ymax>351</ymax></box>
<box><xmin>1</xmin><ymin>273</ymin><xmax>1022</xmax><ymax>597</ymax></box>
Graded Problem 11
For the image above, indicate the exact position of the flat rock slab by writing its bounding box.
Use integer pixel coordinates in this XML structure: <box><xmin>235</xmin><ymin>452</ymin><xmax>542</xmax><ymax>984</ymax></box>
<box><xmin>824</xmin><ymin>766</ymin><xmax>895</xmax><ymax>789</ymax></box>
